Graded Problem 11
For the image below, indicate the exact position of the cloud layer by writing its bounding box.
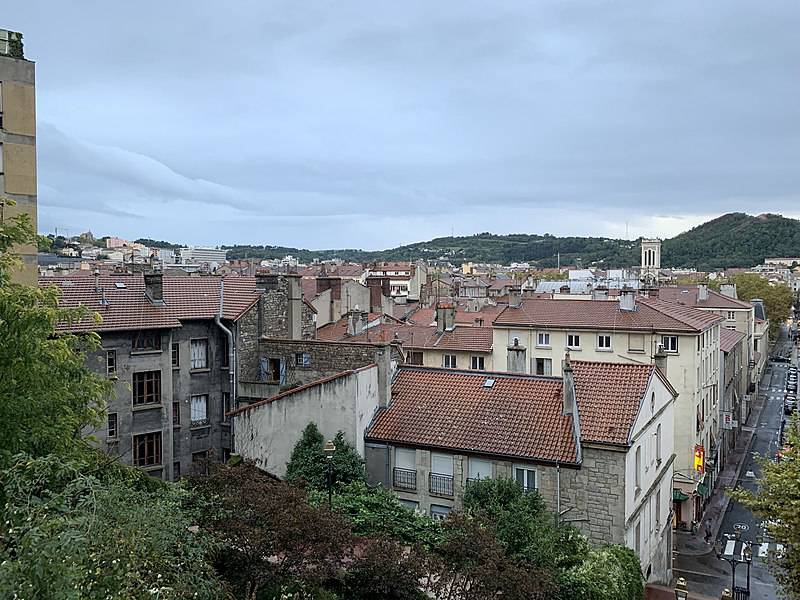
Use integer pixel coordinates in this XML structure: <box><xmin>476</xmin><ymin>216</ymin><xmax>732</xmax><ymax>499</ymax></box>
<box><xmin>7</xmin><ymin>1</ymin><xmax>800</xmax><ymax>248</ymax></box>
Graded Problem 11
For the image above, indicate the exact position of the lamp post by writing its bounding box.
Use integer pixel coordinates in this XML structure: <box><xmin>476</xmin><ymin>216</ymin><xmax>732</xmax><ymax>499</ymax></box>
<box><xmin>324</xmin><ymin>440</ymin><xmax>336</xmax><ymax>512</ymax></box>
<box><xmin>720</xmin><ymin>589</ymin><xmax>733</xmax><ymax>600</ymax></box>
<box><xmin>674</xmin><ymin>577</ymin><xmax>688</xmax><ymax>600</ymax></box>
<box><xmin>715</xmin><ymin>531</ymin><xmax>753</xmax><ymax>598</ymax></box>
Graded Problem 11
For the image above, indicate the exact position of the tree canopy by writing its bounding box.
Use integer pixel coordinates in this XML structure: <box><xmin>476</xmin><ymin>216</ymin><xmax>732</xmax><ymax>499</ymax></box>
<box><xmin>285</xmin><ymin>423</ymin><xmax>366</xmax><ymax>489</ymax></box>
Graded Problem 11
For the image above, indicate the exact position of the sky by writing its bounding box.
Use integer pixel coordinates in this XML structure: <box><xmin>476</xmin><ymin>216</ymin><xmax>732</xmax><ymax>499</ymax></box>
<box><xmin>6</xmin><ymin>1</ymin><xmax>800</xmax><ymax>249</ymax></box>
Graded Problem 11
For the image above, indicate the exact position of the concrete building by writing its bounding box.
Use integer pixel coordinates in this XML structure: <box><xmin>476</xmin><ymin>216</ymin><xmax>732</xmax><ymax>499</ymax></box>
<box><xmin>491</xmin><ymin>294</ymin><xmax>723</xmax><ymax>525</ymax></box>
<box><xmin>177</xmin><ymin>246</ymin><xmax>228</xmax><ymax>266</ymax></box>
<box><xmin>719</xmin><ymin>328</ymin><xmax>747</xmax><ymax>463</ymax></box>
<box><xmin>364</xmin><ymin>359</ymin><xmax>676</xmax><ymax>584</ymax></box>
<box><xmin>1</xmin><ymin>29</ymin><xmax>37</xmax><ymax>283</ymax></box>
<box><xmin>43</xmin><ymin>271</ymin><xmax>315</xmax><ymax>481</ymax></box>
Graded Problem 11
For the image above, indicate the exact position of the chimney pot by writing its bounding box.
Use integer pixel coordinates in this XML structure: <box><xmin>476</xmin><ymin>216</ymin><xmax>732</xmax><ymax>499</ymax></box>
<box><xmin>144</xmin><ymin>271</ymin><xmax>164</xmax><ymax>304</ymax></box>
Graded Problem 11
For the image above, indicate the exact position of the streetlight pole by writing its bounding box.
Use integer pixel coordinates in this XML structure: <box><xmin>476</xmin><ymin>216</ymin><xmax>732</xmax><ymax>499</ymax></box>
<box><xmin>715</xmin><ymin>532</ymin><xmax>753</xmax><ymax>598</ymax></box>
<box><xmin>324</xmin><ymin>440</ymin><xmax>336</xmax><ymax>512</ymax></box>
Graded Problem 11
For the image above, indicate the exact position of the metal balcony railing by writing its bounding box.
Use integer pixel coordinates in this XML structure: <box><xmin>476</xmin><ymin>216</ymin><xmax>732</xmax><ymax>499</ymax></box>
<box><xmin>393</xmin><ymin>467</ymin><xmax>417</xmax><ymax>491</ymax></box>
<box><xmin>429</xmin><ymin>472</ymin><xmax>454</xmax><ymax>497</ymax></box>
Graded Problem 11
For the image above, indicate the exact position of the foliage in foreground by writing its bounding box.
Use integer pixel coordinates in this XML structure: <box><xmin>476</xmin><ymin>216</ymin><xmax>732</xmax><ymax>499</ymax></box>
<box><xmin>0</xmin><ymin>454</ymin><xmax>222</xmax><ymax>600</ymax></box>
<box><xmin>732</xmin><ymin>418</ymin><xmax>800</xmax><ymax>600</ymax></box>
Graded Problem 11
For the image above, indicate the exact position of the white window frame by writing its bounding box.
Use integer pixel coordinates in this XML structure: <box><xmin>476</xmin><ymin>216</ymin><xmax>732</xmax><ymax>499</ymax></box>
<box><xmin>443</xmin><ymin>354</ymin><xmax>457</xmax><ymax>369</ymax></box>
<box><xmin>190</xmin><ymin>338</ymin><xmax>209</xmax><ymax>370</ymax></box>
<box><xmin>468</xmin><ymin>457</ymin><xmax>492</xmax><ymax>481</ymax></box>
<box><xmin>727</xmin><ymin>311</ymin><xmax>736</xmax><ymax>321</ymax></box>
<box><xmin>430</xmin><ymin>504</ymin><xmax>451</xmax><ymax>521</ymax></box>
<box><xmin>597</xmin><ymin>334</ymin><xmax>612</xmax><ymax>350</ymax></box>
<box><xmin>190</xmin><ymin>394</ymin><xmax>209</xmax><ymax>427</ymax></box>
<box><xmin>536</xmin><ymin>332</ymin><xmax>551</xmax><ymax>347</ymax></box>
<box><xmin>534</xmin><ymin>357</ymin><xmax>552</xmax><ymax>376</ymax></box>
<box><xmin>470</xmin><ymin>356</ymin><xmax>485</xmax><ymax>370</ymax></box>
<box><xmin>661</xmin><ymin>335</ymin><xmax>678</xmax><ymax>353</ymax></box>
<box><xmin>567</xmin><ymin>333</ymin><xmax>581</xmax><ymax>349</ymax></box>
<box><xmin>106</xmin><ymin>349</ymin><xmax>117</xmax><ymax>376</ymax></box>
<box><xmin>107</xmin><ymin>412</ymin><xmax>118</xmax><ymax>439</ymax></box>
<box><xmin>514</xmin><ymin>465</ymin><xmax>537</xmax><ymax>491</ymax></box>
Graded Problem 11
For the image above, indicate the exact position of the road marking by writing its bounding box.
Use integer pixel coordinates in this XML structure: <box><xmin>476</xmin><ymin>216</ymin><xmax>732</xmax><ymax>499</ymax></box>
<box><xmin>725</xmin><ymin>540</ymin><xmax>736</xmax><ymax>556</ymax></box>
<box><xmin>746</xmin><ymin>470</ymin><xmax>756</xmax><ymax>477</ymax></box>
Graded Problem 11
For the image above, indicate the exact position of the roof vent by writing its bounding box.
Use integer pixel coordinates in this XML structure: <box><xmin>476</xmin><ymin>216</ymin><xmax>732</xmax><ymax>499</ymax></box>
<box><xmin>114</xmin><ymin>282</ymin><xmax>126</xmax><ymax>289</ymax></box>
<box><xmin>483</xmin><ymin>378</ymin><xmax>495</xmax><ymax>388</ymax></box>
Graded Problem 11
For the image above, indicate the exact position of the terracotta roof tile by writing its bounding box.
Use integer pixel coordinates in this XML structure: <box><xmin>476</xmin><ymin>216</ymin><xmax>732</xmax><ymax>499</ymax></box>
<box><xmin>656</xmin><ymin>286</ymin><xmax>753</xmax><ymax>310</ymax></box>
<box><xmin>494</xmin><ymin>297</ymin><xmax>721</xmax><ymax>332</ymax></box>
<box><xmin>719</xmin><ymin>328</ymin><xmax>746</xmax><ymax>353</ymax></box>
<box><xmin>40</xmin><ymin>274</ymin><xmax>262</xmax><ymax>333</ymax></box>
<box><xmin>316</xmin><ymin>320</ymin><xmax>493</xmax><ymax>353</ymax></box>
<box><xmin>367</xmin><ymin>367</ymin><xmax>578</xmax><ymax>463</ymax></box>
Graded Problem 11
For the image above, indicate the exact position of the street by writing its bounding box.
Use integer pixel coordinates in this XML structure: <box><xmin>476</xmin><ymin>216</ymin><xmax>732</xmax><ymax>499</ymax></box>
<box><xmin>673</xmin><ymin>324</ymin><xmax>795</xmax><ymax>599</ymax></box>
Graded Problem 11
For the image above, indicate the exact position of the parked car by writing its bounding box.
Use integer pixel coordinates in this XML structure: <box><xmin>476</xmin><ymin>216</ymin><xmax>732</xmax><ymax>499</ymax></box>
<box><xmin>784</xmin><ymin>398</ymin><xmax>797</xmax><ymax>415</ymax></box>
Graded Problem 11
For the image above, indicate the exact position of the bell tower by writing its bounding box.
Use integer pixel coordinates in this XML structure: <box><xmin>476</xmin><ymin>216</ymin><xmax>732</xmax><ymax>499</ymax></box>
<box><xmin>640</xmin><ymin>239</ymin><xmax>661</xmax><ymax>285</ymax></box>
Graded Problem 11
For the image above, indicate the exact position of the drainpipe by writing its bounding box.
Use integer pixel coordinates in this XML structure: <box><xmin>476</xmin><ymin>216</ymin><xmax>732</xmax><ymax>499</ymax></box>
<box><xmin>215</xmin><ymin>280</ymin><xmax>237</xmax><ymax>452</ymax></box>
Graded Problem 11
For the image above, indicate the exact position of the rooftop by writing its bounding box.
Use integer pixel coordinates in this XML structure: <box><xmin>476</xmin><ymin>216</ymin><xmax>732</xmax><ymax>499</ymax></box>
<box><xmin>656</xmin><ymin>286</ymin><xmax>753</xmax><ymax>310</ymax></box>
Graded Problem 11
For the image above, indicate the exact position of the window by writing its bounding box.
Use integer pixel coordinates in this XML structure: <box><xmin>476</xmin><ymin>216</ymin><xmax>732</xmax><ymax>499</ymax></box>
<box><xmin>172</xmin><ymin>401</ymin><xmax>181</xmax><ymax>426</ymax></box>
<box><xmin>260</xmin><ymin>357</ymin><xmax>284</xmax><ymax>383</ymax></box>
<box><xmin>133</xmin><ymin>432</ymin><xmax>162</xmax><ymax>467</ymax></box>
<box><xmin>655</xmin><ymin>487</ymin><xmax>661</xmax><ymax>528</ymax></box>
<box><xmin>106</xmin><ymin>350</ymin><xmax>117</xmax><ymax>376</ymax></box>
<box><xmin>471</xmin><ymin>356</ymin><xmax>485</xmax><ymax>370</ymax></box>
<box><xmin>222</xmin><ymin>392</ymin><xmax>231</xmax><ymax>423</ymax></box>
<box><xmin>192</xmin><ymin>450</ymin><xmax>209</xmax><ymax>475</ymax></box>
<box><xmin>567</xmin><ymin>333</ymin><xmax>581</xmax><ymax>349</ymax></box>
<box><xmin>393</xmin><ymin>447</ymin><xmax>417</xmax><ymax>490</ymax></box>
<box><xmin>635</xmin><ymin>521</ymin><xmax>641</xmax><ymax>556</ymax></box>
<box><xmin>295</xmin><ymin>352</ymin><xmax>311</xmax><ymax>368</ymax></box>
<box><xmin>190</xmin><ymin>394</ymin><xmax>209</xmax><ymax>427</ymax></box>
<box><xmin>220</xmin><ymin>336</ymin><xmax>230</xmax><ymax>368</ymax></box>
<box><xmin>650</xmin><ymin>392</ymin><xmax>656</xmax><ymax>413</ymax></box>
<box><xmin>190</xmin><ymin>339</ymin><xmax>208</xmax><ymax>370</ymax></box>
<box><xmin>132</xmin><ymin>370</ymin><xmax>161</xmax><ymax>406</ymax></box>
<box><xmin>468</xmin><ymin>458</ymin><xmax>492</xmax><ymax>481</ymax></box>
<box><xmin>430</xmin><ymin>504</ymin><xmax>451</xmax><ymax>521</ymax></box>
<box><xmin>443</xmin><ymin>354</ymin><xmax>457</xmax><ymax>369</ymax></box>
<box><xmin>535</xmin><ymin>357</ymin><xmax>552</xmax><ymax>376</ymax></box>
<box><xmin>132</xmin><ymin>330</ymin><xmax>161</xmax><ymax>351</ymax></box>
<box><xmin>514</xmin><ymin>466</ymin><xmax>537</xmax><ymax>492</ymax></box>
<box><xmin>407</xmin><ymin>351</ymin><xmax>424</xmax><ymax>365</ymax></box>
<box><xmin>173</xmin><ymin>461</ymin><xmax>181</xmax><ymax>479</ymax></box>
<box><xmin>628</xmin><ymin>334</ymin><xmax>645</xmax><ymax>352</ymax></box>
<box><xmin>727</xmin><ymin>311</ymin><xmax>736</xmax><ymax>321</ymax></box>
<box><xmin>634</xmin><ymin>446</ymin><xmax>643</xmax><ymax>493</ymax></box>
<box><xmin>171</xmin><ymin>343</ymin><xmax>180</xmax><ymax>368</ymax></box>
<box><xmin>661</xmin><ymin>335</ymin><xmax>678</xmax><ymax>353</ymax></box>
<box><xmin>537</xmin><ymin>332</ymin><xmax>551</xmax><ymax>347</ymax></box>
<box><xmin>399</xmin><ymin>499</ymin><xmax>419</xmax><ymax>511</ymax></box>
<box><xmin>430</xmin><ymin>452</ymin><xmax>454</xmax><ymax>496</ymax></box>
<box><xmin>107</xmin><ymin>413</ymin><xmax>118</xmax><ymax>439</ymax></box>
<box><xmin>656</xmin><ymin>423</ymin><xmax>662</xmax><ymax>464</ymax></box>
<box><xmin>597</xmin><ymin>334</ymin><xmax>612</xmax><ymax>350</ymax></box>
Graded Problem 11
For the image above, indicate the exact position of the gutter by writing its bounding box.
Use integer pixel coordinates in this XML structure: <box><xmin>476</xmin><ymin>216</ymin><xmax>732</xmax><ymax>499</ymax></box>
<box><xmin>214</xmin><ymin>280</ymin><xmax>237</xmax><ymax>453</ymax></box>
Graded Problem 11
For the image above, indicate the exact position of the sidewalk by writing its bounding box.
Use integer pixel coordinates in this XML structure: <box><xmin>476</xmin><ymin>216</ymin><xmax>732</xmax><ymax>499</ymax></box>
<box><xmin>673</xmin><ymin>387</ymin><xmax>764</xmax><ymax>557</ymax></box>
<box><xmin>646</xmin><ymin>584</ymin><xmax>718</xmax><ymax>600</ymax></box>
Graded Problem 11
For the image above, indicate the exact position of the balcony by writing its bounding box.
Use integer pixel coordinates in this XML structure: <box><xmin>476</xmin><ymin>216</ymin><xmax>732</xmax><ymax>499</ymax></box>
<box><xmin>393</xmin><ymin>467</ymin><xmax>417</xmax><ymax>491</ymax></box>
<box><xmin>429</xmin><ymin>472</ymin><xmax>454</xmax><ymax>497</ymax></box>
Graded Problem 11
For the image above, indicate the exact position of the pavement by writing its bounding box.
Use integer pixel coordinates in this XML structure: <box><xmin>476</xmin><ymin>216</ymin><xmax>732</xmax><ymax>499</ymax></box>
<box><xmin>668</xmin><ymin>323</ymin><xmax>796</xmax><ymax>600</ymax></box>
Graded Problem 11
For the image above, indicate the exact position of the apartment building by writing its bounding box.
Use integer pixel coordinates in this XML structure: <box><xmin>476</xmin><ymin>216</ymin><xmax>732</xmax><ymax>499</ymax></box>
<box><xmin>365</xmin><ymin>359</ymin><xmax>676</xmax><ymax>583</ymax></box>
<box><xmin>43</xmin><ymin>271</ymin><xmax>315</xmax><ymax>480</ymax></box>
<box><xmin>1</xmin><ymin>29</ymin><xmax>37</xmax><ymax>283</ymax></box>
<box><xmin>491</xmin><ymin>293</ymin><xmax>722</xmax><ymax>525</ymax></box>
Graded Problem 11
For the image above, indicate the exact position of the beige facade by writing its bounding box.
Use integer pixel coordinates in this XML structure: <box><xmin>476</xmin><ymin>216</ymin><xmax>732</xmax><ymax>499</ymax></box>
<box><xmin>1</xmin><ymin>31</ymin><xmax>37</xmax><ymax>284</ymax></box>
<box><xmin>406</xmin><ymin>347</ymin><xmax>493</xmax><ymax>371</ymax></box>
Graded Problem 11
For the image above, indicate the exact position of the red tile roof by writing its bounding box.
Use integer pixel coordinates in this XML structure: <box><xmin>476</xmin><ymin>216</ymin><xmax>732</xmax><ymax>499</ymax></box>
<box><xmin>656</xmin><ymin>286</ymin><xmax>753</xmax><ymax>310</ymax></box>
<box><xmin>316</xmin><ymin>320</ymin><xmax>493</xmax><ymax>353</ymax></box>
<box><xmin>719</xmin><ymin>328</ymin><xmax>746</xmax><ymax>353</ymax></box>
<box><xmin>367</xmin><ymin>367</ymin><xmax>578</xmax><ymax>463</ymax></box>
<box><xmin>405</xmin><ymin>303</ymin><xmax>506</xmax><ymax>327</ymax></box>
<box><xmin>40</xmin><ymin>274</ymin><xmax>262</xmax><ymax>333</ymax></box>
<box><xmin>299</xmin><ymin>264</ymin><xmax>365</xmax><ymax>278</ymax></box>
<box><xmin>494</xmin><ymin>297</ymin><xmax>722</xmax><ymax>333</ymax></box>
<box><xmin>366</xmin><ymin>360</ymin><xmax>671</xmax><ymax>461</ymax></box>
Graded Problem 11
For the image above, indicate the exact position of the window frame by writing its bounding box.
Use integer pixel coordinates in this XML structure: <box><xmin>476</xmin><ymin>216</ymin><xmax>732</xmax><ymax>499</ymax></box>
<box><xmin>171</xmin><ymin>342</ymin><xmax>180</xmax><ymax>368</ymax></box>
<box><xmin>133</xmin><ymin>431</ymin><xmax>162</xmax><ymax>467</ymax></box>
<box><xmin>106</xmin><ymin>349</ymin><xmax>117</xmax><ymax>377</ymax></box>
<box><xmin>661</xmin><ymin>335</ymin><xmax>679</xmax><ymax>353</ymax></box>
<box><xmin>221</xmin><ymin>392</ymin><xmax>231</xmax><ymax>423</ymax></box>
<box><xmin>470</xmin><ymin>355</ymin><xmax>485</xmax><ymax>370</ymax></box>
<box><xmin>294</xmin><ymin>352</ymin><xmax>311</xmax><ymax>368</ymax></box>
<box><xmin>567</xmin><ymin>333</ymin><xmax>581</xmax><ymax>349</ymax></box>
<box><xmin>535</xmin><ymin>357</ymin><xmax>552</xmax><ymax>376</ymax></box>
<box><xmin>468</xmin><ymin>457</ymin><xmax>493</xmax><ymax>481</ymax></box>
<box><xmin>443</xmin><ymin>354</ymin><xmax>457</xmax><ymax>369</ymax></box>
<box><xmin>132</xmin><ymin>330</ymin><xmax>161</xmax><ymax>352</ymax></box>
<box><xmin>597</xmin><ymin>334</ymin><xmax>612</xmax><ymax>350</ymax></box>
<box><xmin>132</xmin><ymin>370</ymin><xmax>161</xmax><ymax>406</ymax></box>
<box><xmin>189</xmin><ymin>338</ymin><xmax>209</xmax><ymax>370</ymax></box>
<box><xmin>407</xmin><ymin>351</ymin><xmax>424</xmax><ymax>365</ymax></box>
<box><xmin>172</xmin><ymin>401</ymin><xmax>181</xmax><ymax>426</ymax></box>
<box><xmin>514</xmin><ymin>465</ymin><xmax>537</xmax><ymax>492</ymax></box>
<box><xmin>107</xmin><ymin>412</ymin><xmax>118</xmax><ymax>439</ymax></box>
<box><xmin>190</xmin><ymin>394</ymin><xmax>210</xmax><ymax>428</ymax></box>
<box><xmin>634</xmin><ymin>445</ymin><xmax>642</xmax><ymax>494</ymax></box>
<box><xmin>430</xmin><ymin>504</ymin><xmax>451</xmax><ymax>521</ymax></box>
<box><xmin>536</xmin><ymin>331</ymin><xmax>551</xmax><ymax>348</ymax></box>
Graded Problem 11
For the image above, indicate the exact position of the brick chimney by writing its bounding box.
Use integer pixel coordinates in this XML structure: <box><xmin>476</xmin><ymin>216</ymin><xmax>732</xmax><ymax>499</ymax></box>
<box><xmin>654</xmin><ymin>343</ymin><xmax>668</xmax><ymax>377</ymax></box>
<box><xmin>561</xmin><ymin>352</ymin><xmax>575</xmax><ymax>416</ymax></box>
<box><xmin>144</xmin><ymin>271</ymin><xmax>164</xmax><ymax>305</ymax></box>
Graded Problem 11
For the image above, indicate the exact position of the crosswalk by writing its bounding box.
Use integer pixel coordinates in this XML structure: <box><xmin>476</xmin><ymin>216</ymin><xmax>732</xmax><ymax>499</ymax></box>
<box><xmin>758</xmin><ymin>542</ymin><xmax>785</xmax><ymax>559</ymax></box>
<box><xmin>720</xmin><ymin>538</ymin><xmax>784</xmax><ymax>562</ymax></box>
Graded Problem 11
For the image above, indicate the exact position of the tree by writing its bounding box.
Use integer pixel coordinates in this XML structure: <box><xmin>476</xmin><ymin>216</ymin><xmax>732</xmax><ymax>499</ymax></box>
<box><xmin>0</xmin><ymin>199</ymin><xmax>110</xmax><ymax>466</ymax></box>
<box><xmin>560</xmin><ymin>545</ymin><xmax>645</xmax><ymax>600</ymax></box>
<box><xmin>731</xmin><ymin>419</ymin><xmax>800</xmax><ymax>598</ymax></box>
<box><xmin>285</xmin><ymin>423</ymin><xmax>366</xmax><ymax>489</ymax></box>
<box><xmin>343</xmin><ymin>537</ymin><xmax>427</xmax><ymax>600</ymax></box>
<box><xmin>712</xmin><ymin>273</ymin><xmax>793</xmax><ymax>339</ymax></box>
<box><xmin>0</xmin><ymin>454</ymin><xmax>223</xmax><ymax>599</ymax></box>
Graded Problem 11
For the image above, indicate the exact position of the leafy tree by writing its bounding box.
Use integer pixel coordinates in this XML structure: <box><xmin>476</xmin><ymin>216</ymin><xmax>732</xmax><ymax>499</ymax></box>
<box><xmin>0</xmin><ymin>454</ymin><xmax>223</xmax><ymax>599</ymax></box>
<box><xmin>731</xmin><ymin>419</ymin><xmax>800</xmax><ymax>598</ymax></box>
<box><xmin>343</xmin><ymin>537</ymin><xmax>427</xmax><ymax>600</ymax></box>
<box><xmin>308</xmin><ymin>481</ymin><xmax>441</xmax><ymax>546</ymax></box>
<box><xmin>560</xmin><ymin>545</ymin><xmax>645</xmax><ymax>600</ymax></box>
<box><xmin>712</xmin><ymin>273</ymin><xmax>794</xmax><ymax>338</ymax></box>
<box><xmin>0</xmin><ymin>201</ymin><xmax>110</xmax><ymax>466</ymax></box>
<box><xmin>285</xmin><ymin>423</ymin><xmax>366</xmax><ymax>489</ymax></box>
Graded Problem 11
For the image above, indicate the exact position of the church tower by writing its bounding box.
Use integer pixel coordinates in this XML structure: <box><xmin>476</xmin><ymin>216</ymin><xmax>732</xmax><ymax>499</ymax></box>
<box><xmin>640</xmin><ymin>239</ymin><xmax>661</xmax><ymax>285</ymax></box>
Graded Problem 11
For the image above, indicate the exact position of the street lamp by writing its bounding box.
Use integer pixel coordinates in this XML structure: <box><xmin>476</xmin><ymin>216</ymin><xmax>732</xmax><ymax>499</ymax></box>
<box><xmin>720</xmin><ymin>589</ymin><xmax>732</xmax><ymax>600</ymax></box>
<box><xmin>324</xmin><ymin>440</ymin><xmax>336</xmax><ymax>511</ymax></box>
<box><xmin>674</xmin><ymin>577</ymin><xmax>688</xmax><ymax>600</ymax></box>
<box><xmin>715</xmin><ymin>533</ymin><xmax>753</xmax><ymax>597</ymax></box>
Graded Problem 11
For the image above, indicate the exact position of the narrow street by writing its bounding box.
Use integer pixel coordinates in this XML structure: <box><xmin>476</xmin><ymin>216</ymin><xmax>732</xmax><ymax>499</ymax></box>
<box><xmin>673</xmin><ymin>325</ymin><xmax>794</xmax><ymax>599</ymax></box>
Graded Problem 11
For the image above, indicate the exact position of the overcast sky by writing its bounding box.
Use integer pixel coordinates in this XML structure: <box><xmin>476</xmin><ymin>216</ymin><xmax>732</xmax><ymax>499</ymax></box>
<box><xmin>7</xmin><ymin>2</ymin><xmax>800</xmax><ymax>249</ymax></box>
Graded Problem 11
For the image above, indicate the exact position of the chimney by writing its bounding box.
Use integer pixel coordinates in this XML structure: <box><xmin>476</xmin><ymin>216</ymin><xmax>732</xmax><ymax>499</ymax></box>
<box><xmin>144</xmin><ymin>271</ymin><xmax>164</xmax><ymax>304</ymax></box>
<box><xmin>619</xmin><ymin>289</ymin><xmax>636</xmax><ymax>311</ymax></box>
<box><xmin>366</xmin><ymin>276</ymin><xmax>389</xmax><ymax>313</ymax></box>
<box><xmin>93</xmin><ymin>268</ymin><xmax>101</xmax><ymax>293</ymax></box>
<box><xmin>561</xmin><ymin>351</ymin><xmax>575</xmax><ymax>416</ymax></box>
<box><xmin>654</xmin><ymin>343</ymin><xmax>668</xmax><ymax>376</ymax></box>
<box><xmin>286</xmin><ymin>274</ymin><xmax>303</xmax><ymax>340</ymax></box>
<box><xmin>346</xmin><ymin>309</ymin><xmax>366</xmax><ymax>337</ymax></box>
<box><xmin>316</xmin><ymin>276</ymin><xmax>342</xmax><ymax>300</ymax></box>
<box><xmin>508</xmin><ymin>288</ymin><xmax>522</xmax><ymax>307</ymax></box>
<box><xmin>255</xmin><ymin>270</ymin><xmax>279</xmax><ymax>292</ymax></box>
<box><xmin>592</xmin><ymin>286</ymin><xmax>609</xmax><ymax>300</ymax></box>
<box><xmin>436</xmin><ymin>301</ymin><xmax>456</xmax><ymax>333</ymax></box>
<box><xmin>720</xmin><ymin>283</ymin><xmax>737</xmax><ymax>299</ymax></box>
<box><xmin>698</xmin><ymin>284</ymin><xmax>709</xmax><ymax>302</ymax></box>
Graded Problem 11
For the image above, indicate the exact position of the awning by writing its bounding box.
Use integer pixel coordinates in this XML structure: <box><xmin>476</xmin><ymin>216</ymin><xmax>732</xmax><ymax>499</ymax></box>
<box><xmin>673</xmin><ymin>489</ymin><xmax>690</xmax><ymax>502</ymax></box>
<box><xmin>697</xmin><ymin>475</ymin><xmax>710</xmax><ymax>497</ymax></box>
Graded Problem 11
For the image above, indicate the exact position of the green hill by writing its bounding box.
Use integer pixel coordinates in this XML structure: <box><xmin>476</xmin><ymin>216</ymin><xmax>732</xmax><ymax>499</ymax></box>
<box><xmin>177</xmin><ymin>212</ymin><xmax>800</xmax><ymax>269</ymax></box>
